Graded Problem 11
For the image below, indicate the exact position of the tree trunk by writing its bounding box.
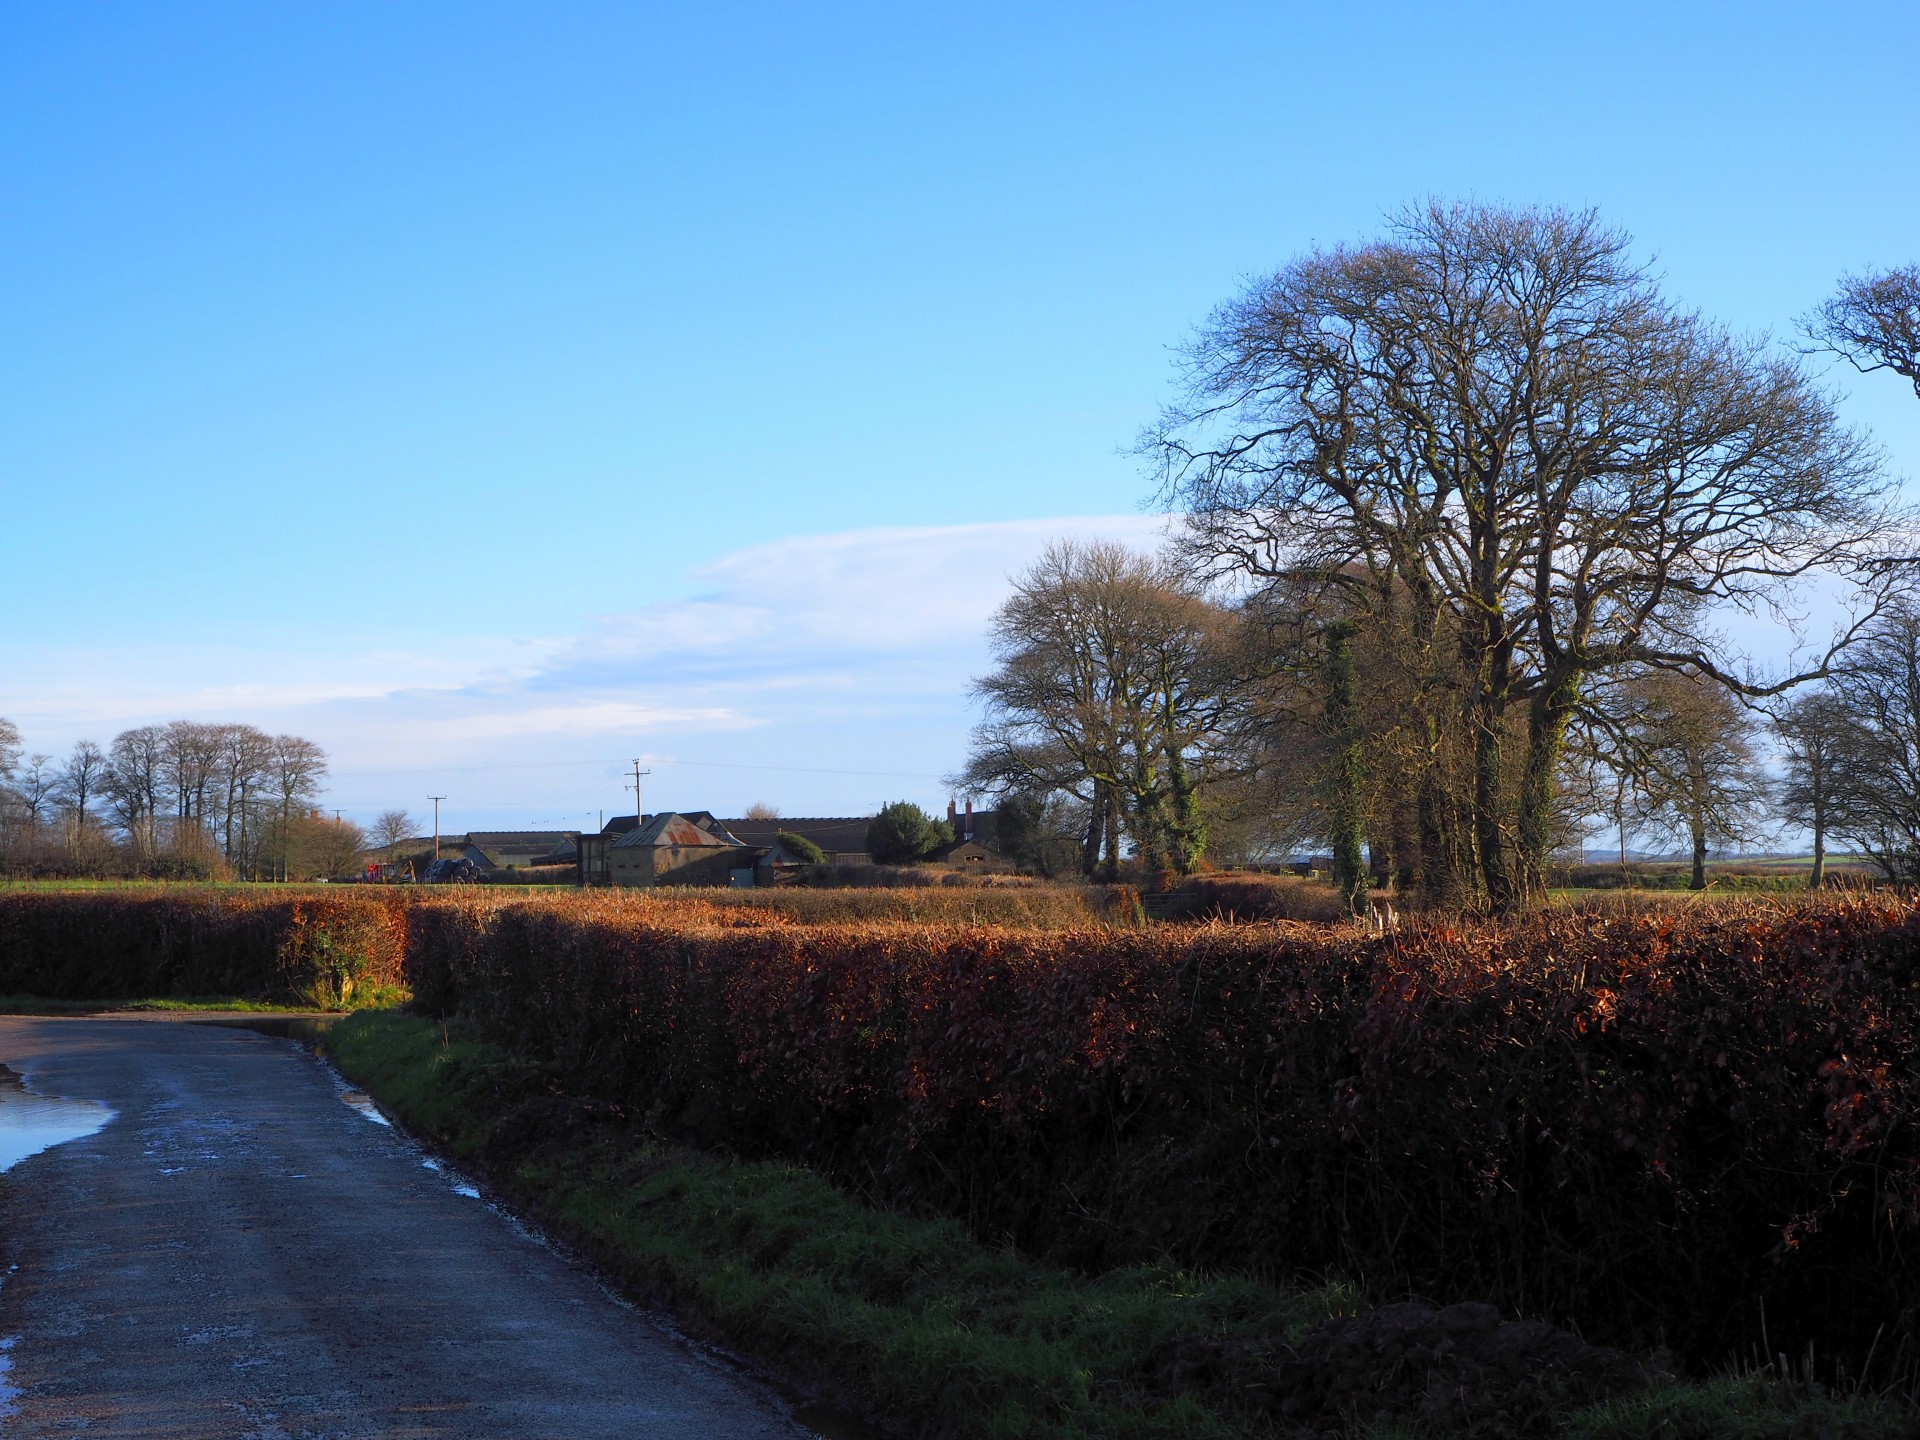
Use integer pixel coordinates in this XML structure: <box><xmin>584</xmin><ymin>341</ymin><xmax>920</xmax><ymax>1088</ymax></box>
<box><xmin>1129</xmin><ymin>760</ymin><xmax>1170</xmax><ymax>880</ymax></box>
<box><xmin>1473</xmin><ymin>703</ymin><xmax>1514</xmax><ymax>914</ymax></box>
<box><xmin>1516</xmin><ymin>675</ymin><xmax>1580</xmax><ymax>903</ymax></box>
<box><xmin>1416</xmin><ymin>737</ymin><xmax>1461</xmax><ymax>908</ymax></box>
<box><xmin>1081</xmin><ymin>784</ymin><xmax>1108</xmax><ymax>878</ymax></box>
<box><xmin>1688</xmin><ymin>762</ymin><xmax>1709</xmax><ymax>891</ymax></box>
<box><xmin>1163</xmin><ymin>742</ymin><xmax>1204</xmax><ymax>875</ymax></box>
<box><xmin>1809</xmin><ymin>783</ymin><xmax>1827</xmax><ymax>889</ymax></box>
<box><xmin>1384</xmin><ymin>791</ymin><xmax>1418</xmax><ymax>894</ymax></box>
<box><xmin>1101</xmin><ymin>791</ymin><xmax>1121</xmax><ymax>883</ymax></box>
<box><xmin>1324</xmin><ymin>622</ymin><xmax>1369</xmax><ymax>918</ymax></box>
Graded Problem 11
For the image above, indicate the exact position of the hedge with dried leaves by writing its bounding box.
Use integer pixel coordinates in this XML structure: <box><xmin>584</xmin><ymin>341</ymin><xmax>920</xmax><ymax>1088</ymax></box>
<box><xmin>406</xmin><ymin>893</ymin><xmax>1920</xmax><ymax>1372</ymax></box>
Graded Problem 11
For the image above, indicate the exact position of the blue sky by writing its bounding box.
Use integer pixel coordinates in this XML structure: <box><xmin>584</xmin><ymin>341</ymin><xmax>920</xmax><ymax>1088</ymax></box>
<box><xmin>3</xmin><ymin>3</ymin><xmax>1917</xmax><ymax>831</ymax></box>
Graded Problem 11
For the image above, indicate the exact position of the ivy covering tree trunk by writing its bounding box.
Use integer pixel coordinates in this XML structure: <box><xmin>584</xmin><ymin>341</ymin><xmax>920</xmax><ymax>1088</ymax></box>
<box><xmin>1323</xmin><ymin>621</ymin><xmax>1369</xmax><ymax>917</ymax></box>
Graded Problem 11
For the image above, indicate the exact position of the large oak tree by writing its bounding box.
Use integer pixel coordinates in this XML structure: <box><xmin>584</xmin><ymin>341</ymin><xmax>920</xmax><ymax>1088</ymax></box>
<box><xmin>1145</xmin><ymin>202</ymin><xmax>1895</xmax><ymax>911</ymax></box>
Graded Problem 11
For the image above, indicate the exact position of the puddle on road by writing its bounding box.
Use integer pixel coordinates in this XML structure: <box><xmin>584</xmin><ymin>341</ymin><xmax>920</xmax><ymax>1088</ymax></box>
<box><xmin>339</xmin><ymin>1090</ymin><xmax>392</xmax><ymax>1126</ymax></box>
<box><xmin>0</xmin><ymin>1065</ymin><xmax>113</xmax><ymax>1172</ymax></box>
<box><xmin>187</xmin><ymin>1015</ymin><xmax>341</xmax><ymax>1046</ymax></box>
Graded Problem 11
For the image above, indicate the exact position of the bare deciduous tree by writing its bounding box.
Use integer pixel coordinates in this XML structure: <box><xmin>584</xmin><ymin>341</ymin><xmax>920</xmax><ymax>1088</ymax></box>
<box><xmin>1616</xmin><ymin>672</ymin><xmax>1770</xmax><ymax>891</ymax></box>
<box><xmin>1817</xmin><ymin>603</ymin><xmax>1920</xmax><ymax>881</ymax></box>
<box><xmin>160</xmin><ymin>720</ymin><xmax>224</xmax><ymax>835</ymax></box>
<box><xmin>267</xmin><ymin>735</ymin><xmax>329</xmax><ymax>882</ymax></box>
<box><xmin>1147</xmin><ymin>200</ymin><xmax>1895</xmax><ymax>912</ymax></box>
<box><xmin>12</xmin><ymin>755</ymin><xmax>58</xmax><ymax>829</ymax></box>
<box><xmin>105</xmin><ymin>725</ymin><xmax>165</xmax><ymax>851</ymax></box>
<box><xmin>1810</xmin><ymin>265</ymin><xmax>1920</xmax><ymax>400</ymax></box>
<box><xmin>300</xmin><ymin>814</ymin><xmax>367</xmax><ymax>881</ymax></box>
<box><xmin>372</xmin><ymin>808</ymin><xmax>416</xmax><ymax>864</ymax></box>
<box><xmin>214</xmin><ymin>724</ymin><xmax>274</xmax><ymax>871</ymax></box>
<box><xmin>1772</xmin><ymin>692</ymin><xmax>1852</xmax><ymax>888</ymax></box>
<box><xmin>54</xmin><ymin>740</ymin><xmax>109</xmax><ymax>836</ymax></box>
<box><xmin>961</xmin><ymin>539</ymin><xmax>1242</xmax><ymax>879</ymax></box>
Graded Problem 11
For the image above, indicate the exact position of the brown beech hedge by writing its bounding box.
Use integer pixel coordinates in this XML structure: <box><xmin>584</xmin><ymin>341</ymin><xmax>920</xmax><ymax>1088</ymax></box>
<box><xmin>8</xmin><ymin>887</ymin><xmax>1920</xmax><ymax>1372</ymax></box>
<box><xmin>405</xmin><ymin>892</ymin><xmax>1920</xmax><ymax>1372</ymax></box>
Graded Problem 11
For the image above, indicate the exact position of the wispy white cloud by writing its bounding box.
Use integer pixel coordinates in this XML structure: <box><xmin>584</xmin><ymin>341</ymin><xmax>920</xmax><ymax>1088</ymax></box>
<box><xmin>540</xmin><ymin>514</ymin><xmax>1172</xmax><ymax>692</ymax></box>
<box><xmin>391</xmin><ymin>702</ymin><xmax>751</xmax><ymax>742</ymax></box>
<box><xmin>1</xmin><ymin>514</ymin><xmax>1174</xmax><ymax>822</ymax></box>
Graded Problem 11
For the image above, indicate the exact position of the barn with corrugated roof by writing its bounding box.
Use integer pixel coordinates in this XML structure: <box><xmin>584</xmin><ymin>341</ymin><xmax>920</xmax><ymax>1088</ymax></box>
<box><xmin>605</xmin><ymin>812</ymin><xmax>749</xmax><ymax>887</ymax></box>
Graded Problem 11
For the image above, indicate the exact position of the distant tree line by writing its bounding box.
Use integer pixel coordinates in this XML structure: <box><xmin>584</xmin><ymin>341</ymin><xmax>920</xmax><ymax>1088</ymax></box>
<box><xmin>960</xmin><ymin>204</ymin><xmax>1920</xmax><ymax>914</ymax></box>
<box><xmin>0</xmin><ymin>718</ymin><xmax>360</xmax><ymax>880</ymax></box>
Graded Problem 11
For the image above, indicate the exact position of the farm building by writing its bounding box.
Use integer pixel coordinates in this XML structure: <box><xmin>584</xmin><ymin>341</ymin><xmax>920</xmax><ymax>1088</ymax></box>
<box><xmin>943</xmin><ymin>799</ymin><xmax>996</xmax><ymax>849</ymax></box>
<box><xmin>714</xmin><ymin>816</ymin><xmax>874</xmax><ymax>863</ymax></box>
<box><xmin>575</xmin><ymin>806</ymin><xmax>1006</xmax><ymax>885</ymax></box>
<box><xmin>605</xmin><ymin>812</ymin><xmax>749</xmax><ymax>888</ymax></box>
<box><xmin>458</xmin><ymin>831</ymin><xmax>578</xmax><ymax>874</ymax></box>
<box><xmin>929</xmin><ymin>837</ymin><xmax>996</xmax><ymax>869</ymax></box>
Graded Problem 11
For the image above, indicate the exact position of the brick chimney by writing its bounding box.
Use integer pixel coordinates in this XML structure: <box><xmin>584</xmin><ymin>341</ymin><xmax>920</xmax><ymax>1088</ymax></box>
<box><xmin>963</xmin><ymin>799</ymin><xmax>973</xmax><ymax>840</ymax></box>
<box><xmin>947</xmin><ymin>798</ymin><xmax>957</xmax><ymax>828</ymax></box>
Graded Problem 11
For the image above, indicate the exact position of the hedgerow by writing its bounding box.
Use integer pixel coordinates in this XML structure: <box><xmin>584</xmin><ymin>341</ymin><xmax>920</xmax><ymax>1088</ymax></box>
<box><xmin>403</xmin><ymin>893</ymin><xmax>1920</xmax><ymax>1378</ymax></box>
<box><xmin>0</xmin><ymin>889</ymin><xmax>409</xmax><ymax>1004</ymax></box>
<box><xmin>8</xmin><ymin>886</ymin><xmax>1920</xmax><ymax>1384</ymax></box>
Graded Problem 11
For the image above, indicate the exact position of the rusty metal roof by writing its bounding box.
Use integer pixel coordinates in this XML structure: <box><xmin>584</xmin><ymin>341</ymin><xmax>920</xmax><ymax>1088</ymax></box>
<box><xmin>610</xmin><ymin>812</ymin><xmax>744</xmax><ymax>850</ymax></box>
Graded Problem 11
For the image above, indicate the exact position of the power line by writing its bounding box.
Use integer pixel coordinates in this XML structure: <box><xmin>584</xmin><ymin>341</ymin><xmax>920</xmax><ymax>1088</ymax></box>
<box><xmin>332</xmin><ymin>754</ymin><xmax>946</xmax><ymax>782</ymax></box>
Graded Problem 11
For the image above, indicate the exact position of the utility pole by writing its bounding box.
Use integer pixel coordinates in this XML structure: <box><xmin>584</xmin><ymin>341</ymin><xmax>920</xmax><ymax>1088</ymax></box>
<box><xmin>429</xmin><ymin>796</ymin><xmax>446</xmax><ymax>862</ymax></box>
<box><xmin>626</xmin><ymin>761</ymin><xmax>651</xmax><ymax>824</ymax></box>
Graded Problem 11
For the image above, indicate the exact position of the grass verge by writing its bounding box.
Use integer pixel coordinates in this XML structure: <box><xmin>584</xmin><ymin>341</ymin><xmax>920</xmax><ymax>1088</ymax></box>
<box><xmin>0</xmin><ymin>994</ymin><xmax>334</xmax><ymax>1014</ymax></box>
<box><xmin>325</xmin><ymin>1011</ymin><xmax>1915</xmax><ymax>1440</ymax></box>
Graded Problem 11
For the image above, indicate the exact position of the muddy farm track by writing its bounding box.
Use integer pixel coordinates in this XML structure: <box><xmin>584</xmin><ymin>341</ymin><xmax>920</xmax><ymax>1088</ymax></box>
<box><xmin>0</xmin><ymin>1016</ymin><xmax>814</xmax><ymax>1438</ymax></box>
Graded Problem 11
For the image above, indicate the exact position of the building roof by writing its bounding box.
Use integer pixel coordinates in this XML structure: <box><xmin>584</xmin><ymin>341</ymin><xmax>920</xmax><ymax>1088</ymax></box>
<box><xmin>601</xmin><ymin>812</ymin><xmax>733</xmax><ymax>839</ymax></box>
<box><xmin>930</xmin><ymin>838</ymin><xmax>995</xmax><ymax>862</ymax></box>
<box><xmin>942</xmin><ymin>804</ymin><xmax>999</xmax><ymax>848</ymax></box>
<box><xmin>464</xmin><ymin>831</ymin><xmax>578</xmax><ymax>859</ymax></box>
<box><xmin>717</xmin><ymin>817</ymin><xmax>874</xmax><ymax>854</ymax></box>
<box><xmin>610</xmin><ymin>812</ymin><xmax>745</xmax><ymax>850</ymax></box>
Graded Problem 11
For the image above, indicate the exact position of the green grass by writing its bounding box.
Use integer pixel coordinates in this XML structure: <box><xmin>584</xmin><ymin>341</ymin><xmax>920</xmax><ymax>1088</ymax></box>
<box><xmin>1557</xmin><ymin>1375</ymin><xmax>1911</xmax><ymax>1439</ymax></box>
<box><xmin>328</xmin><ymin>1012</ymin><xmax>1345</xmax><ymax>1437</ymax></box>
<box><xmin>0</xmin><ymin>993</ymin><xmax>337</xmax><ymax>1014</ymax></box>
<box><xmin>327</xmin><ymin>1011</ymin><xmax>1918</xmax><ymax>1440</ymax></box>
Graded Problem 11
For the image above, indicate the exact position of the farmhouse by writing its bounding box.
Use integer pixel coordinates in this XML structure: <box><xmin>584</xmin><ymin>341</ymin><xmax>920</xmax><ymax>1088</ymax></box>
<box><xmin>943</xmin><ymin>799</ymin><xmax>996</xmax><ymax>849</ymax></box>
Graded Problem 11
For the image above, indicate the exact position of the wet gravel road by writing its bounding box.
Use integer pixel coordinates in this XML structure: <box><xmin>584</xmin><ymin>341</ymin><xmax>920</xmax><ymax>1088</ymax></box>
<box><xmin>0</xmin><ymin>1016</ymin><xmax>812</xmax><ymax>1438</ymax></box>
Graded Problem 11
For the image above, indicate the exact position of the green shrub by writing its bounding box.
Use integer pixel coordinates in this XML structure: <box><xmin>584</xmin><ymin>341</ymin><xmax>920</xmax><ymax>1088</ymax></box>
<box><xmin>773</xmin><ymin>831</ymin><xmax>827</xmax><ymax>865</ymax></box>
<box><xmin>865</xmin><ymin>800</ymin><xmax>953</xmax><ymax>863</ymax></box>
